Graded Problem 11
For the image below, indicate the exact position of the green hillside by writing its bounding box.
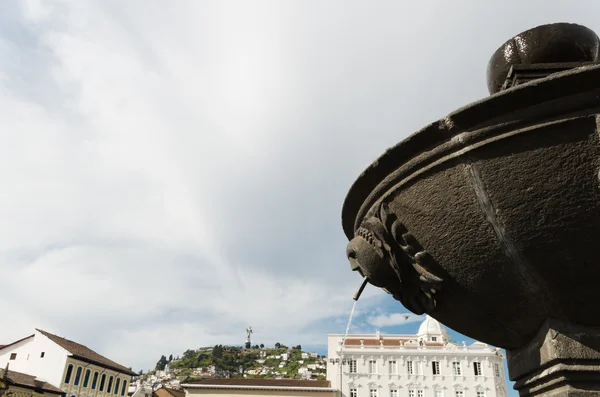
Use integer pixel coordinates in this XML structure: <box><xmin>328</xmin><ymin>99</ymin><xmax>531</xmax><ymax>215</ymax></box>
<box><xmin>151</xmin><ymin>344</ymin><xmax>327</xmax><ymax>381</ymax></box>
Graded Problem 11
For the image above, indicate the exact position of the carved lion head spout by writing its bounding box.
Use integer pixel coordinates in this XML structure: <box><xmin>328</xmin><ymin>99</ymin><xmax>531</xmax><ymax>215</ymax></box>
<box><xmin>346</xmin><ymin>203</ymin><xmax>443</xmax><ymax>315</ymax></box>
<box><xmin>346</xmin><ymin>218</ymin><xmax>399</xmax><ymax>293</ymax></box>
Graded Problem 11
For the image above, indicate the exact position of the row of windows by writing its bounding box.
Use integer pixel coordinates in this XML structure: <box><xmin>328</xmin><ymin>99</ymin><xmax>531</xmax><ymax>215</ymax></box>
<box><xmin>349</xmin><ymin>390</ymin><xmax>486</xmax><ymax>397</ymax></box>
<box><xmin>64</xmin><ymin>365</ymin><xmax>128</xmax><ymax>396</ymax></box>
<box><xmin>9</xmin><ymin>352</ymin><xmax>46</xmax><ymax>360</ymax></box>
<box><xmin>349</xmin><ymin>360</ymin><xmax>493</xmax><ymax>377</ymax></box>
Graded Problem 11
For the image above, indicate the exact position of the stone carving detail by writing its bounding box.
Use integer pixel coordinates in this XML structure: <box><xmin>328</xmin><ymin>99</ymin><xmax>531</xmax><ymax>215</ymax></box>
<box><xmin>347</xmin><ymin>202</ymin><xmax>443</xmax><ymax>314</ymax></box>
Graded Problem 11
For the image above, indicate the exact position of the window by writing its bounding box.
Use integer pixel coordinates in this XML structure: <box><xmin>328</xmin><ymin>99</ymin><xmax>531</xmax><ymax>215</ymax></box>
<box><xmin>92</xmin><ymin>372</ymin><xmax>99</xmax><ymax>390</ymax></box>
<box><xmin>417</xmin><ymin>391</ymin><xmax>424</xmax><ymax>397</ymax></box>
<box><xmin>40</xmin><ymin>352</ymin><xmax>45</xmax><ymax>358</ymax></box>
<box><xmin>390</xmin><ymin>390</ymin><xmax>398</xmax><ymax>397</ymax></box>
<box><xmin>99</xmin><ymin>374</ymin><xmax>106</xmax><ymax>391</ymax></box>
<box><xmin>64</xmin><ymin>364</ymin><xmax>74</xmax><ymax>384</ymax></box>
<box><xmin>349</xmin><ymin>359</ymin><xmax>357</xmax><ymax>373</ymax></box>
<box><xmin>432</xmin><ymin>360</ymin><xmax>441</xmax><ymax>375</ymax></box>
<box><xmin>409</xmin><ymin>391</ymin><xmax>415</xmax><ymax>397</ymax></box>
<box><xmin>121</xmin><ymin>380</ymin><xmax>128</xmax><ymax>396</ymax></box>
<box><xmin>370</xmin><ymin>389</ymin><xmax>378</xmax><ymax>397</ymax></box>
<box><xmin>388</xmin><ymin>360</ymin><xmax>397</xmax><ymax>374</ymax></box>
<box><xmin>407</xmin><ymin>360</ymin><xmax>414</xmax><ymax>375</ymax></box>
<box><xmin>494</xmin><ymin>363</ymin><xmax>500</xmax><ymax>377</ymax></box>
<box><xmin>350</xmin><ymin>389</ymin><xmax>357</xmax><ymax>397</ymax></box>
<box><xmin>455</xmin><ymin>392</ymin><xmax>464</xmax><ymax>397</ymax></box>
<box><xmin>83</xmin><ymin>369</ymin><xmax>91</xmax><ymax>388</ymax></box>
<box><xmin>431</xmin><ymin>336</ymin><xmax>437</xmax><ymax>341</ymax></box>
<box><xmin>107</xmin><ymin>376</ymin><xmax>114</xmax><ymax>393</ymax></box>
<box><xmin>435</xmin><ymin>391</ymin><xmax>443</xmax><ymax>397</ymax></box>
<box><xmin>474</xmin><ymin>361</ymin><xmax>482</xmax><ymax>376</ymax></box>
<box><xmin>114</xmin><ymin>378</ymin><xmax>121</xmax><ymax>395</ymax></box>
<box><xmin>9</xmin><ymin>353</ymin><xmax>16</xmax><ymax>360</ymax></box>
<box><xmin>368</xmin><ymin>360</ymin><xmax>377</xmax><ymax>374</ymax></box>
<box><xmin>452</xmin><ymin>361</ymin><xmax>462</xmax><ymax>375</ymax></box>
<box><xmin>74</xmin><ymin>367</ymin><xmax>83</xmax><ymax>386</ymax></box>
<box><xmin>477</xmin><ymin>392</ymin><xmax>485</xmax><ymax>397</ymax></box>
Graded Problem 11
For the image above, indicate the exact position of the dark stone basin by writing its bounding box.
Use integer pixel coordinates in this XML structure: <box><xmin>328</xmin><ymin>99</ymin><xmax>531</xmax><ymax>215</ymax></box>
<box><xmin>342</xmin><ymin>23</ymin><xmax>600</xmax><ymax>351</ymax></box>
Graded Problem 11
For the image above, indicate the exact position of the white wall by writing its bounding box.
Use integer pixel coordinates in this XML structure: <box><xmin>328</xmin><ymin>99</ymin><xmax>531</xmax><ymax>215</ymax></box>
<box><xmin>0</xmin><ymin>330</ymin><xmax>69</xmax><ymax>386</ymax></box>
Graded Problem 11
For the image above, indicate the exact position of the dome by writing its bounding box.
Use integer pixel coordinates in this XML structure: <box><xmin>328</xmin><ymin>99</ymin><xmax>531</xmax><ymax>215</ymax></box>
<box><xmin>417</xmin><ymin>315</ymin><xmax>449</xmax><ymax>343</ymax></box>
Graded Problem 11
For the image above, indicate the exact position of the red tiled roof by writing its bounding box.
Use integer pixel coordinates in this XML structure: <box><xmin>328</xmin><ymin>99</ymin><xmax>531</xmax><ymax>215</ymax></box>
<box><xmin>153</xmin><ymin>388</ymin><xmax>185</xmax><ymax>397</ymax></box>
<box><xmin>344</xmin><ymin>337</ymin><xmax>411</xmax><ymax>346</ymax></box>
<box><xmin>1</xmin><ymin>367</ymin><xmax>65</xmax><ymax>395</ymax></box>
<box><xmin>184</xmin><ymin>378</ymin><xmax>331</xmax><ymax>389</ymax></box>
<box><xmin>36</xmin><ymin>330</ymin><xmax>136</xmax><ymax>376</ymax></box>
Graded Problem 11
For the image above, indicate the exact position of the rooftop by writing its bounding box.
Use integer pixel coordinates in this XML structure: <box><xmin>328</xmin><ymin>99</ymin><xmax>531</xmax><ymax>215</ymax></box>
<box><xmin>182</xmin><ymin>378</ymin><xmax>334</xmax><ymax>392</ymax></box>
<box><xmin>1</xmin><ymin>367</ymin><xmax>65</xmax><ymax>395</ymax></box>
<box><xmin>153</xmin><ymin>387</ymin><xmax>185</xmax><ymax>397</ymax></box>
<box><xmin>342</xmin><ymin>337</ymin><xmax>445</xmax><ymax>347</ymax></box>
<box><xmin>36</xmin><ymin>329</ymin><xmax>136</xmax><ymax>376</ymax></box>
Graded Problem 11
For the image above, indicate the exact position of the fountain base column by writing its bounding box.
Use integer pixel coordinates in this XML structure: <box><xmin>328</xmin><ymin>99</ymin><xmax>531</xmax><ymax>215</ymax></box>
<box><xmin>508</xmin><ymin>319</ymin><xmax>600</xmax><ymax>396</ymax></box>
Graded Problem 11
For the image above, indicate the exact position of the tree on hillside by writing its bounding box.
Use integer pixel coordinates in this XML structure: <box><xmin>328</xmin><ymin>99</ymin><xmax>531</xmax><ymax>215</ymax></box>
<box><xmin>197</xmin><ymin>352</ymin><xmax>212</xmax><ymax>367</ymax></box>
<box><xmin>275</xmin><ymin>342</ymin><xmax>281</xmax><ymax>349</ymax></box>
<box><xmin>168</xmin><ymin>354</ymin><xmax>173</xmax><ymax>362</ymax></box>
<box><xmin>174</xmin><ymin>349</ymin><xmax>200</xmax><ymax>369</ymax></box>
<box><xmin>155</xmin><ymin>355</ymin><xmax>168</xmax><ymax>371</ymax></box>
<box><xmin>239</xmin><ymin>351</ymin><xmax>259</xmax><ymax>376</ymax></box>
<box><xmin>260</xmin><ymin>344</ymin><xmax>264</xmax><ymax>349</ymax></box>
<box><xmin>294</xmin><ymin>345</ymin><xmax>302</xmax><ymax>350</ymax></box>
<box><xmin>212</xmin><ymin>345</ymin><xmax>224</xmax><ymax>359</ymax></box>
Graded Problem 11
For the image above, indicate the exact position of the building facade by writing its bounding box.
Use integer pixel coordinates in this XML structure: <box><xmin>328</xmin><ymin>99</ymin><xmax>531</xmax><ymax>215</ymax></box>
<box><xmin>0</xmin><ymin>329</ymin><xmax>136</xmax><ymax>397</ymax></box>
<box><xmin>327</xmin><ymin>316</ymin><xmax>508</xmax><ymax>397</ymax></box>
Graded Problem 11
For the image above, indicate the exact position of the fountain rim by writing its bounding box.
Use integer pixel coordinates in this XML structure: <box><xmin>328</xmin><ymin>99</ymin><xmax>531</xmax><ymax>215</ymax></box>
<box><xmin>341</xmin><ymin>63</ymin><xmax>600</xmax><ymax>240</ymax></box>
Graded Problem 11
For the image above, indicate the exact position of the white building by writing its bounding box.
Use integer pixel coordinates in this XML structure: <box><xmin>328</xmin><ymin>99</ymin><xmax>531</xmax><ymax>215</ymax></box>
<box><xmin>327</xmin><ymin>316</ymin><xmax>508</xmax><ymax>397</ymax></box>
<box><xmin>0</xmin><ymin>329</ymin><xmax>136</xmax><ymax>397</ymax></box>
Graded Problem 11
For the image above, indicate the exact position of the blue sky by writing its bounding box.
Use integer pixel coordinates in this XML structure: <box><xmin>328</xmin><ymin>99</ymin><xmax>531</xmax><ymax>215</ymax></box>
<box><xmin>3</xmin><ymin>2</ymin><xmax>600</xmax><ymax>397</ymax></box>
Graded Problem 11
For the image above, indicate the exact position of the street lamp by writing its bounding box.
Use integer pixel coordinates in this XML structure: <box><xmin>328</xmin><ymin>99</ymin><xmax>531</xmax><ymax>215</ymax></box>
<box><xmin>328</xmin><ymin>357</ymin><xmax>349</xmax><ymax>397</ymax></box>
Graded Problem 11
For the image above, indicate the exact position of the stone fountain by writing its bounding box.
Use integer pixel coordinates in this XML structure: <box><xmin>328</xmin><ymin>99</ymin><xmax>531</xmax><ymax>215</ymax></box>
<box><xmin>342</xmin><ymin>23</ymin><xmax>600</xmax><ymax>397</ymax></box>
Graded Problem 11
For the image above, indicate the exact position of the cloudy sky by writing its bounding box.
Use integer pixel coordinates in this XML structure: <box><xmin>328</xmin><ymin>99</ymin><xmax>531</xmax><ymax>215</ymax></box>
<box><xmin>2</xmin><ymin>0</ymin><xmax>600</xmax><ymax>394</ymax></box>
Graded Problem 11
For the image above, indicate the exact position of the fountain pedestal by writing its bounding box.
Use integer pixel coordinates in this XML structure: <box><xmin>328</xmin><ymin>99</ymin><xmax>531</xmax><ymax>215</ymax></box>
<box><xmin>508</xmin><ymin>320</ymin><xmax>600</xmax><ymax>397</ymax></box>
<box><xmin>341</xmin><ymin>23</ymin><xmax>600</xmax><ymax>397</ymax></box>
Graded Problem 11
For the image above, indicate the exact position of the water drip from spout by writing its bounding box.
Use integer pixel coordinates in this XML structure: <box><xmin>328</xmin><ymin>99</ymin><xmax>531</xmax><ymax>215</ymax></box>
<box><xmin>341</xmin><ymin>299</ymin><xmax>357</xmax><ymax>355</ymax></box>
<box><xmin>342</xmin><ymin>277</ymin><xmax>367</xmax><ymax>353</ymax></box>
<box><xmin>338</xmin><ymin>278</ymin><xmax>368</xmax><ymax>394</ymax></box>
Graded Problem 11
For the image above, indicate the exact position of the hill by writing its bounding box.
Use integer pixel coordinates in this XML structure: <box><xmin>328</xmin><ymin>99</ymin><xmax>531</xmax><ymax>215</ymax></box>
<box><xmin>150</xmin><ymin>344</ymin><xmax>327</xmax><ymax>381</ymax></box>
